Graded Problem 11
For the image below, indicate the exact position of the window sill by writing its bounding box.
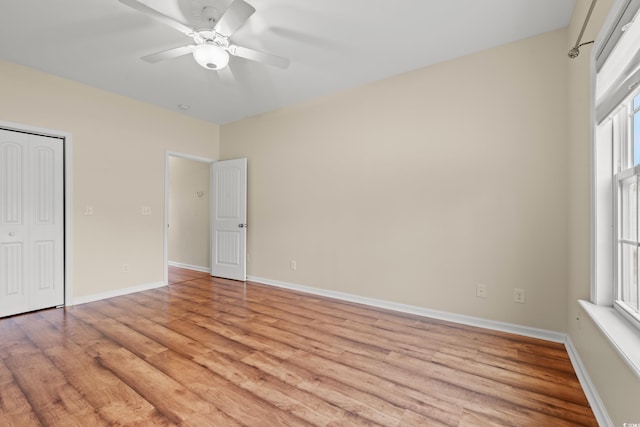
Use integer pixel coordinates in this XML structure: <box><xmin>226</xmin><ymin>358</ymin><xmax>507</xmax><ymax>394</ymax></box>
<box><xmin>579</xmin><ymin>299</ymin><xmax>640</xmax><ymax>379</ymax></box>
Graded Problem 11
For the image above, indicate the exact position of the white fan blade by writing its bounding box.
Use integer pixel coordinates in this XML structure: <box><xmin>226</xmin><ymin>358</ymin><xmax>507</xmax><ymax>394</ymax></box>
<box><xmin>141</xmin><ymin>45</ymin><xmax>195</xmax><ymax>63</ymax></box>
<box><xmin>228</xmin><ymin>45</ymin><xmax>290</xmax><ymax>69</ymax></box>
<box><xmin>119</xmin><ymin>0</ymin><xmax>194</xmax><ymax>35</ymax></box>
<box><xmin>214</xmin><ymin>0</ymin><xmax>256</xmax><ymax>37</ymax></box>
<box><xmin>217</xmin><ymin>66</ymin><xmax>235</xmax><ymax>85</ymax></box>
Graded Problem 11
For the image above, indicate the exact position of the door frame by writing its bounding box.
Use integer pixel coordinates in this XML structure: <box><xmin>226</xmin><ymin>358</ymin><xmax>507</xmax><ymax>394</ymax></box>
<box><xmin>0</xmin><ymin>119</ymin><xmax>73</xmax><ymax>307</ymax></box>
<box><xmin>164</xmin><ymin>151</ymin><xmax>214</xmax><ymax>284</ymax></box>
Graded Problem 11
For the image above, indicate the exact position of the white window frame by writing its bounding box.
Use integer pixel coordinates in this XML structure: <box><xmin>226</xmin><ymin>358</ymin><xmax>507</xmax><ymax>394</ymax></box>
<box><xmin>588</xmin><ymin>0</ymin><xmax>640</xmax><ymax>379</ymax></box>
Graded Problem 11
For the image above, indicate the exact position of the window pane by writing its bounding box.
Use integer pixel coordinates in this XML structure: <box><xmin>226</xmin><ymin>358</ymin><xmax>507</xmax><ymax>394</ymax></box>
<box><xmin>621</xmin><ymin>243</ymin><xmax>638</xmax><ymax>308</ymax></box>
<box><xmin>634</xmin><ymin>93</ymin><xmax>640</xmax><ymax>110</ymax></box>
<box><xmin>632</xmin><ymin>251</ymin><xmax>640</xmax><ymax>311</ymax></box>
<box><xmin>620</xmin><ymin>175</ymin><xmax>638</xmax><ymax>241</ymax></box>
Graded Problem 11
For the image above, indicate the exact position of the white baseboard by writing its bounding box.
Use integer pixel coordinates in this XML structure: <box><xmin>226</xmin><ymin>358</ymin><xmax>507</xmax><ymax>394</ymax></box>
<box><xmin>168</xmin><ymin>261</ymin><xmax>210</xmax><ymax>273</ymax></box>
<box><xmin>71</xmin><ymin>281</ymin><xmax>167</xmax><ymax>306</ymax></box>
<box><xmin>564</xmin><ymin>335</ymin><xmax>612</xmax><ymax>427</ymax></box>
<box><xmin>247</xmin><ymin>275</ymin><xmax>566</xmax><ymax>343</ymax></box>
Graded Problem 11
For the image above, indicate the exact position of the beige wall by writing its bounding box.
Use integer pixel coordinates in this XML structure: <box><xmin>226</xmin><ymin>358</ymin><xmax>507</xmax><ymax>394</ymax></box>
<box><xmin>221</xmin><ymin>29</ymin><xmax>569</xmax><ymax>332</ymax></box>
<box><xmin>168</xmin><ymin>156</ymin><xmax>211</xmax><ymax>269</ymax></box>
<box><xmin>0</xmin><ymin>60</ymin><xmax>219</xmax><ymax>298</ymax></box>
<box><xmin>567</xmin><ymin>0</ymin><xmax>640</xmax><ymax>424</ymax></box>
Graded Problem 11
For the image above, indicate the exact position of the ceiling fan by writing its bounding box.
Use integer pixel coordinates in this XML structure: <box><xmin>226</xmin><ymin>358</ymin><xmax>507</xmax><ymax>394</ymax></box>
<box><xmin>119</xmin><ymin>0</ymin><xmax>290</xmax><ymax>72</ymax></box>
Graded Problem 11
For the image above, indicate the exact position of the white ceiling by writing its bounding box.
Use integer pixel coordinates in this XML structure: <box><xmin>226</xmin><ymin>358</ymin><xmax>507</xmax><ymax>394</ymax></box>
<box><xmin>0</xmin><ymin>0</ymin><xmax>575</xmax><ymax>124</ymax></box>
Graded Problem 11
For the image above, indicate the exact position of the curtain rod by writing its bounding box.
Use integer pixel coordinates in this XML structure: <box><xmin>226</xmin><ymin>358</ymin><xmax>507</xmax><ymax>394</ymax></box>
<box><xmin>568</xmin><ymin>0</ymin><xmax>598</xmax><ymax>58</ymax></box>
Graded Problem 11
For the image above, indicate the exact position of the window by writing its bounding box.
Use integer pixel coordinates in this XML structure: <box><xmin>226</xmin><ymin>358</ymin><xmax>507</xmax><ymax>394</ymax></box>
<box><xmin>593</xmin><ymin>0</ymin><xmax>640</xmax><ymax>328</ymax></box>
<box><xmin>589</xmin><ymin>0</ymin><xmax>640</xmax><ymax>377</ymax></box>
<box><xmin>614</xmin><ymin>92</ymin><xmax>640</xmax><ymax>326</ymax></box>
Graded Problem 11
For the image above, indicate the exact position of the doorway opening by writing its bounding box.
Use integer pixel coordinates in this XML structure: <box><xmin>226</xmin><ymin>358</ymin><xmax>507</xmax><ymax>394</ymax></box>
<box><xmin>164</xmin><ymin>152</ymin><xmax>214</xmax><ymax>284</ymax></box>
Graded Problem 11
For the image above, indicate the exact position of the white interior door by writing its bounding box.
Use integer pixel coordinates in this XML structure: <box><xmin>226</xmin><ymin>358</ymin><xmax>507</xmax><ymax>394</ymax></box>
<box><xmin>0</xmin><ymin>129</ymin><xmax>64</xmax><ymax>317</ymax></box>
<box><xmin>211</xmin><ymin>158</ymin><xmax>247</xmax><ymax>281</ymax></box>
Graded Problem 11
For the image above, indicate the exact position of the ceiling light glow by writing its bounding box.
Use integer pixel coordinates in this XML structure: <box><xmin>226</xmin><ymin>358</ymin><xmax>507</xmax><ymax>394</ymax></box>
<box><xmin>193</xmin><ymin>44</ymin><xmax>229</xmax><ymax>70</ymax></box>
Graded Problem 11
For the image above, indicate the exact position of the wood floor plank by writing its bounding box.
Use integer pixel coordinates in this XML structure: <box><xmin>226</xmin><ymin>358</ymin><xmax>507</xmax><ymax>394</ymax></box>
<box><xmin>27</xmin><ymin>315</ymin><xmax>175</xmax><ymax>426</ymax></box>
<box><xmin>168</xmin><ymin>268</ymin><xmax>208</xmax><ymax>285</ymax></box>
<box><xmin>147</xmin><ymin>349</ymin><xmax>311</xmax><ymax>426</ymax></box>
<box><xmin>400</xmin><ymin>408</ymin><xmax>453</xmax><ymax>427</ymax></box>
<box><xmin>88</xmin><ymin>317</ymin><xmax>168</xmax><ymax>359</ymax></box>
<box><xmin>0</xmin><ymin>266</ymin><xmax>598</xmax><ymax>426</ymax></box>
<box><xmin>4</xmin><ymin>350</ymin><xmax>107</xmax><ymax>426</ymax></box>
<box><xmin>95</xmin><ymin>346</ymin><xmax>233</xmax><ymax>425</ymax></box>
<box><xmin>195</xmin><ymin>349</ymin><xmax>381</xmax><ymax>426</ymax></box>
<box><xmin>386</xmin><ymin>350</ymin><xmax>596</xmax><ymax>426</ymax></box>
<box><xmin>282</xmin><ymin>349</ymin><xmax>464</xmax><ymax>426</ymax></box>
<box><xmin>239</xmin><ymin>351</ymin><xmax>404</xmax><ymax>426</ymax></box>
<box><xmin>431</xmin><ymin>350</ymin><xmax>588</xmax><ymax>405</ymax></box>
<box><xmin>146</xmin><ymin>296</ymin><xmax>302</xmax><ymax>360</ymax></box>
<box><xmin>183</xmin><ymin>285</ymin><xmax>391</xmax><ymax>358</ymax></box>
<box><xmin>0</xmin><ymin>358</ymin><xmax>42</xmax><ymax>427</ymax></box>
<box><xmin>157</xmin><ymin>285</ymin><xmax>394</xmax><ymax>359</ymax></box>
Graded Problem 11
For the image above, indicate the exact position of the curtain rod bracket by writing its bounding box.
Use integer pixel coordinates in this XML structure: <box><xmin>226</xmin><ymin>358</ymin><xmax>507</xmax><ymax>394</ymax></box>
<box><xmin>569</xmin><ymin>0</ymin><xmax>598</xmax><ymax>59</ymax></box>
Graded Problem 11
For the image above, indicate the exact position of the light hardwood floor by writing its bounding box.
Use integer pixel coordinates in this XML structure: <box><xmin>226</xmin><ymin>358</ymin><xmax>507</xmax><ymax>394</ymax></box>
<box><xmin>0</xmin><ymin>267</ymin><xmax>597</xmax><ymax>426</ymax></box>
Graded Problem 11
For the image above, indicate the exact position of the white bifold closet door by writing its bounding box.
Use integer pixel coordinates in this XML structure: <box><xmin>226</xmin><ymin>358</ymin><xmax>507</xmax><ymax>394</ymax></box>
<box><xmin>0</xmin><ymin>129</ymin><xmax>64</xmax><ymax>318</ymax></box>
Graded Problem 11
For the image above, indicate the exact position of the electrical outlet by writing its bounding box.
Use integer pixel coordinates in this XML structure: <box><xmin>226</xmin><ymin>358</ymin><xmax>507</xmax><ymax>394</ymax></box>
<box><xmin>84</xmin><ymin>206</ymin><xmax>94</xmax><ymax>216</ymax></box>
<box><xmin>514</xmin><ymin>288</ymin><xmax>525</xmax><ymax>304</ymax></box>
<box><xmin>141</xmin><ymin>206</ymin><xmax>152</xmax><ymax>216</ymax></box>
<box><xmin>476</xmin><ymin>284</ymin><xmax>487</xmax><ymax>298</ymax></box>
<box><xmin>123</xmin><ymin>264</ymin><xmax>129</xmax><ymax>273</ymax></box>
<box><xmin>290</xmin><ymin>260</ymin><xmax>297</xmax><ymax>271</ymax></box>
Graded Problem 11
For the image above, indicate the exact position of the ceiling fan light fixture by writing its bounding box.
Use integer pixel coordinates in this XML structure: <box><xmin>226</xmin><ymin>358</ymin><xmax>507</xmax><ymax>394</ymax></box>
<box><xmin>193</xmin><ymin>43</ymin><xmax>229</xmax><ymax>70</ymax></box>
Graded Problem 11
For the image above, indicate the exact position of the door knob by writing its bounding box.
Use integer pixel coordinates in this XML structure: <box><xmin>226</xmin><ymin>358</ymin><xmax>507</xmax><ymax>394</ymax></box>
<box><xmin>8</xmin><ymin>232</ymin><xmax>15</xmax><ymax>236</ymax></box>
<box><xmin>238</xmin><ymin>224</ymin><xmax>247</xmax><ymax>228</ymax></box>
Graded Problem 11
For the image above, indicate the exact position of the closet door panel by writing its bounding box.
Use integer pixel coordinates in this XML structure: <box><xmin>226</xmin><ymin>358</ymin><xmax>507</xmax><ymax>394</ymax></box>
<box><xmin>0</xmin><ymin>131</ymin><xmax>29</xmax><ymax>317</ymax></box>
<box><xmin>28</xmin><ymin>135</ymin><xmax>64</xmax><ymax>310</ymax></box>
